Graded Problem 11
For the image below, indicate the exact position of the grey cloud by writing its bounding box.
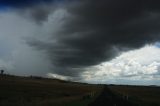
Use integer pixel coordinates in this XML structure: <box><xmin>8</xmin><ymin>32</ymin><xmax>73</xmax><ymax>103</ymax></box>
<box><xmin>27</xmin><ymin>0</ymin><xmax>160</xmax><ymax>76</ymax></box>
<box><xmin>18</xmin><ymin>4</ymin><xmax>56</xmax><ymax>24</ymax></box>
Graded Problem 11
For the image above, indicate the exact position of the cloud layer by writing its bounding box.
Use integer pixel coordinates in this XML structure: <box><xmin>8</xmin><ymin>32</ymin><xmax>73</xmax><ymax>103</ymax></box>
<box><xmin>26</xmin><ymin>0</ymin><xmax>160</xmax><ymax>74</ymax></box>
<box><xmin>82</xmin><ymin>45</ymin><xmax>160</xmax><ymax>85</ymax></box>
<box><xmin>0</xmin><ymin>0</ymin><xmax>160</xmax><ymax>85</ymax></box>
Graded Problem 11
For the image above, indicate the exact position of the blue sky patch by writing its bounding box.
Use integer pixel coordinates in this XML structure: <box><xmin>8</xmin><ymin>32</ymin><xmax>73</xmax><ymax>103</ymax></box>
<box><xmin>0</xmin><ymin>0</ymin><xmax>56</xmax><ymax>9</ymax></box>
<box><xmin>155</xmin><ymin>42</ymin><xmax>160</xmax><ymax>48</ymax></box>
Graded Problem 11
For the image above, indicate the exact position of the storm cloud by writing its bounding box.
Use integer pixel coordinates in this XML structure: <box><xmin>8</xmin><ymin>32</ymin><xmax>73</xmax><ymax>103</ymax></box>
<box><xmin>1</xmin><ymin>0</ymin><xmax>160</xmax><ymax>78</ymax></box>
<box><xmin>28</xmin><ymin>0</ymin><xmax>160</xmax><ymax>69</ymax></box>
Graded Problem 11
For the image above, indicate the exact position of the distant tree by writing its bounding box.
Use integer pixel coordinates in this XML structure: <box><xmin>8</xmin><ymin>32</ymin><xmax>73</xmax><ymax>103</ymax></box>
<box><xmin>0</xmin><ymin>70</ymin><xmax>4</xmax><ymax>75</ymax></box>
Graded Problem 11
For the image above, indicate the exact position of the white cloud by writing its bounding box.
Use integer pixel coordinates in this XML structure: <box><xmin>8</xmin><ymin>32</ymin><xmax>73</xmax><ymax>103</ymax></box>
<box><xmin>82</xmin><ymin>45</ymin><xmax>160</xmax><ymax>85</ymax></box>
<box><xmin>47</xmin><ymin>73</ymin><xmax>73</xmax><ymax>81</ymax></box>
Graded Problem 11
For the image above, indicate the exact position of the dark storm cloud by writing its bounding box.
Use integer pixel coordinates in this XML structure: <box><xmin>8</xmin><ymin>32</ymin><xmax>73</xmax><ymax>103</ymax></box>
<box><xmin>28</xmin><ymin>0</ymin><xmax>160</xmax><ymax>76</ymax></box>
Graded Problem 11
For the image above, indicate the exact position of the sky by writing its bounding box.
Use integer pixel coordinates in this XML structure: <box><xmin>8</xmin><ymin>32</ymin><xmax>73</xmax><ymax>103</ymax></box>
<box><xmin>0</xmin><ymin>0</ymin><xmax>160</xmax><ymax>85</ymax></box>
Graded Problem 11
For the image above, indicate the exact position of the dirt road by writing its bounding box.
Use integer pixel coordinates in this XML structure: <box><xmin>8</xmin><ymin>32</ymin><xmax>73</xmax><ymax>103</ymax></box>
<box><xmin>89</xmin><ymin>85</ymin><xmax>135</xmax><ymax>106</ymax></box>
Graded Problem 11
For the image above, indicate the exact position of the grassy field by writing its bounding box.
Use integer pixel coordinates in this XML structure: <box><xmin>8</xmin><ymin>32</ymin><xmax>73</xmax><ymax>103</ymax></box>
<box><xmin>0</xmin><ymin>75</ymin><xmax>160</xmax><ymax>106</ymax></box>
<box><xmin>109</xmin><ymin>85</ymin><xmax>160</xmax><ymax>106</ymax></box>
<box><xmin>0</xmin><ymin>75</ymin><xmax>102</xmax><ymax>106</ymax></box>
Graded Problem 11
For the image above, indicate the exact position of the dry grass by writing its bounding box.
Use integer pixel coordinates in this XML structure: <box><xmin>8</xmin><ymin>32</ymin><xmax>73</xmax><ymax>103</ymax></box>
<box><xmin>109</xmin><ymin>85</ymin><xmax>160</xmax><ymax>106</ymax></box>
<box><xmin>0</xmin><ymin>75</ymin><xmax>102</xmax><ymax>106</ymax></box>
